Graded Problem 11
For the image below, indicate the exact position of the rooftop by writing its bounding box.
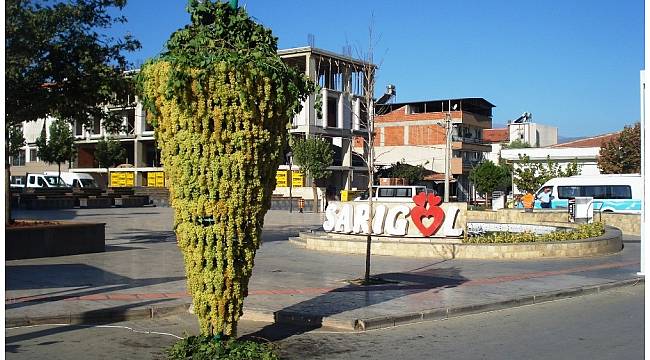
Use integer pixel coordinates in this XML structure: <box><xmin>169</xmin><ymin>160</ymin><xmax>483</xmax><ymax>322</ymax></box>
<box><xmin>548</xmin><ymin>132</ymin><xmax>619</xmax><ymax>148</ymax></box>
<box><xmin>377</xmin><ymin>98</ymin><xmax>495</xmax><ymax>118</ymax></box>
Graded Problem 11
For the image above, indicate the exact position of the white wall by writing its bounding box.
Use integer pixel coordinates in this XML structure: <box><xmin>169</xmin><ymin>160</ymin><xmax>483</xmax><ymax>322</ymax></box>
<box><xmin>508</xmin><ymin>122</ymin><xmax>558</xmax><ymax>147</ymax></box>
<box><xmin>372</xmin><ymin>145</ymin><xmax>447</xmax><ymax>172</ymax></box>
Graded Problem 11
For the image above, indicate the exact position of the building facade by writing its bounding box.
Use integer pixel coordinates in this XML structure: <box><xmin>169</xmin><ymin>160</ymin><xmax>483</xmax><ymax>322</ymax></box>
<box><xmin>365</xmin><ymin>98</ymin><xmax>495</xmax><ymax>201</ymax></box>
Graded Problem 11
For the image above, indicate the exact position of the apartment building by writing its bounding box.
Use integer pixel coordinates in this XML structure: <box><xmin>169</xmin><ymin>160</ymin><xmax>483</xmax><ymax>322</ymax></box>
<box><xmin>367</xmin><ymin>98</ymin><xmax>495</xmax><ymax>201</ymax></box>
<box><xmin>278</xmin><ymin>47</ymin><xmax>372</xmax><ymax>199</ymax></box>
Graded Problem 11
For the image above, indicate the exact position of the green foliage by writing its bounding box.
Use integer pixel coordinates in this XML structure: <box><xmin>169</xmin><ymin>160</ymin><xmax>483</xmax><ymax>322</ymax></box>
<box><xmin>502</xmin><ymin>139</ymin><xmax>531</xmax><ymax>149</ymax></box>
<box><xmin>137</xmin><ymin>1</ymin><xmax>312</xmax><ymax>337</ymax></box>
<box><xmin>5</xmin><ymin>0</ymin><xmax>140</xmax><ymax>131</ymax></box>
<box><xmin>377</xmin><ymin>161</ymin><xmax>426</xmax><ymax>184</ymax></box>
<box><xmin>468</xmin><ymin>160</ymin><xmax>510</xmax><ymax>195</ymax></box>
<box><xmin>7</xmin><ymin>124</ymin><xmax>25</xmax><ymax>158</ymax></box>
<box><xmin>95</xmin><ymin>137</ymin><xmax>127</xmax><ymax>169</ymax></box>
<box><xmin>167</xmin><ymin>336</ymin><xmax>279</xmax><ymax>360</ymax></box>
<box><xmin>291</xmin><ymin>137</ymin><xmax>334</xmax><ymax>181</ymax></box>
<box><xmin>598</xmin><ymin>123</ymin><xmax>641</xmax><ymax>174</ymax></box>
<box><xmin>463</xmin><ymin>222</ymin><xmax>605</xmax><ymax>244</ymax></box>
<box><xmin>35</xmin><ymin>119</ymin><xmax>76</xmax><ymax>173</ymax></box>
<box><xmin>512</xmin><ymin>155</ymin><xmax>582</xmax><ymax>193</ymax></box>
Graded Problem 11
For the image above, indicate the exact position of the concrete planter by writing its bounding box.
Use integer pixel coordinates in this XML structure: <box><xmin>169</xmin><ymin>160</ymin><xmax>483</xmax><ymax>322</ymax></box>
<box><xmin>291</xmin><ymin>226</ymin><xmax>623</xmax><ymax>260</ymax></box>
<box><xmin>6</xmin><ymin>221</ymin><xmax>106</xmax><ymax>260</ymax></box>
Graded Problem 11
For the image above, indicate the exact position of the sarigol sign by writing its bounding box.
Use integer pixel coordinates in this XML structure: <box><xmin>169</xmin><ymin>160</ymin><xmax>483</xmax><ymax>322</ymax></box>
<box><xmin>323</xmin><ymin>193</ymin><xmax>465</xmax><ymax>238</ymax></box>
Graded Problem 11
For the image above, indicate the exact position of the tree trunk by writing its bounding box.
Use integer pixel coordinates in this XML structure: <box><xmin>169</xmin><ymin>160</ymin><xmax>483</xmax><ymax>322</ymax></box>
<box><xmin>312</xmin><ymin>182</ymin><xmax>319</xmax><ymax>213</ymax></box>
<box><xmin>58</xmin><ymin>162</ymin><xmax>61</xmax><ymax>180</ymax></box>
<box><xmin>107</xmin><ymin>167</ymin><xmax>110</xmax><ymax>188</ymax></box>
<box><xmin>5</xmin><ymin>155</ymin><xmax>11</xmax><ymax>225</ymax></box>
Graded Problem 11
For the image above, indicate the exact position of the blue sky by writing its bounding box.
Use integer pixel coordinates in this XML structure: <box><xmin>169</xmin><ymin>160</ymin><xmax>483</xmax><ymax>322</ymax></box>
<box><xmin>111</xmin><ymin>0</ymin><xmax>643</xmax><ymax>137</ymax></box>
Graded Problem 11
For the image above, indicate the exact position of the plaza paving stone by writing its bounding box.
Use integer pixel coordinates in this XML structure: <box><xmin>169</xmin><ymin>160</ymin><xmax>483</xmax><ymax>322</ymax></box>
<box><xmin>7</xmin><ymin>207</ymin><xmax>643</xmax><ymax>330</ymax></box>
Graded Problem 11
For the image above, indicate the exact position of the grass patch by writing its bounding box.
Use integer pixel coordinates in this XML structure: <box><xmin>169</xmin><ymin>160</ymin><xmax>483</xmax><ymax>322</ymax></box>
<box><xmin>167</xmin><ymin>335</ymin><xmax>280</xmax><ymax>360</ymax></box>
<box><xmin>463</xmin><ymin>222</ymin><xmax>605</xmax><ymax>244</ymax></box>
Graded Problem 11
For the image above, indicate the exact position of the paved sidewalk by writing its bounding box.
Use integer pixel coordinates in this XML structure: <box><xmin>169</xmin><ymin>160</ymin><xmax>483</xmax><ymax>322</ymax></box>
<box><xmin>7</xmin><ymin>207</ymin><xmax>644</xmax><ymax>331</ymax></box>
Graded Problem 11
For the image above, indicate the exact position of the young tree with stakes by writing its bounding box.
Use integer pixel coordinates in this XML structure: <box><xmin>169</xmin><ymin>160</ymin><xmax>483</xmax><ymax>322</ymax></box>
<box><xmin>95</xmin><ymin>137</ymin><xmax>127</xmax><ymax>187</ymax></box>
<box><xmin>291</xmin><ymin>136</ymin><xmax>333</xmax><ymax>213</ymax></box>
<box><xmin>6</xmin><ymin>124</ymin><xmax>25</xmax><ymax>223</ymax></box>
<box><xmin>35</xmin><ymin>119</ymin><xmax>77</xmax><ymax>178</ymax></box>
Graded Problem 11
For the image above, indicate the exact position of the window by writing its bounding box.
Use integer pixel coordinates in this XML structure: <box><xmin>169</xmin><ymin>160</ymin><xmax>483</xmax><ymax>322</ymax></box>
<box><xmin>73</xmin><ymin>179</ymin><xmax>80</xmax><ymax>188</ymax></box>
<box><xmin>582</xmin><ymin>185</ymin><xmax>607</xmax><ymax>199</ymax></box>
<box><xmin>92</xmin><ymin>118</ymin><xmax>101</xmax><ymax>135</ymax></box>
<box><xmin>11</xmin><ymin>150</ymin><xmax>25</xmax><ymax>166</ymax></box>
<box><xmin>37</xmin><ymin>177</ymin><xmax>46</xmax><ymax>187</ymax></box>
<box><xmin>608</xmin><ymin>185</ymin><xmax>631</xmax><ymax>199</ymax></box>
<box><xmin>558</xmin><ymin>186</ymin><xmax>579</xmax><ymax>199</ymax></box>
<box><xmin>75</xmin><ymin>121</ymin><xmax>84</xmax><ymax>136</ymax></box>
<box><xmin>29</xmin><ymin>176</ymin><xmax>35</xmax><ymax>185</ymax></box>
<box><xmin>29</xmin><ymin>149</ymin><xmax>38</xmax><ymax>162</ymax></box>
<box><xmin>378</xmin><ymin>188</ymin><xmax>395</xmax><ymax>197</ymax></box>
<box><xmin>394</xmin><ymin>188</ymin><xmax>412</xmax><ymax>197</ymax></box>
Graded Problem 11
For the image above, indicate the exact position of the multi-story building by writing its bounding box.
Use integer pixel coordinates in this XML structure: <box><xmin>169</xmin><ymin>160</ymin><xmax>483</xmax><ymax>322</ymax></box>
<box><xmin>367</xmin><ymin>98</ymin><xmax>495</xmax><ymax>201</ymax></box>
<box><xmin>11</xmin><ymin>46</ymin><xmax>374</xmax><ymax>200</ymax></box>
<box><xmin>277</xmin><ymin>47</ymin><xmax>373</xmax><ymax>200</ymax></box>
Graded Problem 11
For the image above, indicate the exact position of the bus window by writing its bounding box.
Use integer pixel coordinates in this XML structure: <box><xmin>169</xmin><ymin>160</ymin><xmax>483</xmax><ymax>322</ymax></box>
<box><xmin>608</xmin><ymin>185</ymin><xmax>631</xmax><ymax>199</ymax></box>
<box><xmin>558</xmin><ymin>186</ymin><xmax>579</xmax><ymax>199</ymax></box>
<box><xmin>583</xmin><ymin>185</ymin><xmax>607</xmax><ymax>199</ymax></box>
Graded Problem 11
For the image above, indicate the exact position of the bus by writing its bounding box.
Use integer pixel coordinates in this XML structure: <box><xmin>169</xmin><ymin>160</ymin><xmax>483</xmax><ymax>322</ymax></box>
<box><xmin>534</xmin><ymin>174</ymin><xmax>641</xmax><ymax>213</ymax></box>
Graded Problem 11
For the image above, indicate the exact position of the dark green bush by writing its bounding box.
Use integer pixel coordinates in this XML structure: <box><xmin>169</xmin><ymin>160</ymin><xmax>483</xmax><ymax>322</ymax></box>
<box><xmin>167</xmin><ymin>336</ymin><xmax>280</xmax><ymax>360</ymax></box>
<box><xmin>463</xmin><ymin>222</ymin><xmax>605</xmax><ymax>244</ymax></box>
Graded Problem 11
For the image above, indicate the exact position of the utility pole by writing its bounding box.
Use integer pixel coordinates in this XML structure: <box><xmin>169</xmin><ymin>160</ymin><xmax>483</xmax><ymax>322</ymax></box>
<box><xmin>444</xmin><ymin>101</ymin><xmax>452</xmax><ymax>202</ymax></box>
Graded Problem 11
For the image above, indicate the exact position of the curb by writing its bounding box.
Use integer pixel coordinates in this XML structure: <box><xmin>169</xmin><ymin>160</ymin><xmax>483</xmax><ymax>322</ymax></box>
<box><xmin>6</xmin><ymin>277</ymin><xmax>643</xmax><ymax>330</ymax></box>
<box><xmin>354</xmin><ymin>276</ymin><xmax>644</xmax><ymax>331</ymax></box>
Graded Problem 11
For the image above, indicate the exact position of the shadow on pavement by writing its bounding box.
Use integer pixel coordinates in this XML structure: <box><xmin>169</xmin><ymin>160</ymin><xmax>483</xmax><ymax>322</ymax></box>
<box><xmin>6</xmin><ymin>264</ymin><xmax>185</xmax><ymax>310</ymax></box>
<box><xmin>5</xmin><ymin>299</ymin><xmax>175</xmax><ymax>350</ymax></box>
<box><xmin>243</xmin><ymin>267</ymin><xmax>468</xmax><ymax>341</ymax></box>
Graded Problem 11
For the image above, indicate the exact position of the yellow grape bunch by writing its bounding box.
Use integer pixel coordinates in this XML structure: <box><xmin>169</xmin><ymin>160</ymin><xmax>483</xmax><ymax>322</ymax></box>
<box><xmin>137</xmin><ymin>3</ymin><xmax>312</xmax><ymax>337</ymax></box>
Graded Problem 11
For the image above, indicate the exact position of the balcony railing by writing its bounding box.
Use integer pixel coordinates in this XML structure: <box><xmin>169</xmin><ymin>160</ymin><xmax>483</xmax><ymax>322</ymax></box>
<box><xmin>452</xmin><ymin>135</ymin><xmax>486</xmax><ymax>145</ymax></box>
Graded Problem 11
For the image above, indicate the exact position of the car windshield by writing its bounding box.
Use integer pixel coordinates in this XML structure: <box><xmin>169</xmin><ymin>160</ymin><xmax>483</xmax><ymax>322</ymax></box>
<box><xmin>80</xmin><ymin>179</ymin><xmax>98</xmax><ymax>187</ymax></box>
<box><xmin>44</xmin><ymin>176</ymin><xmax>68</xmax><ymax>187</ymax></box>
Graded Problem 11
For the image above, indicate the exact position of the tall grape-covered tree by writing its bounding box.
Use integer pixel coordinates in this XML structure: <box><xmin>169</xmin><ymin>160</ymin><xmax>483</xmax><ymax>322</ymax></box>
<box><xmin>137</xmin><ymin>1</ymin><xmax>312</xmax><ymax>337</ymax></box>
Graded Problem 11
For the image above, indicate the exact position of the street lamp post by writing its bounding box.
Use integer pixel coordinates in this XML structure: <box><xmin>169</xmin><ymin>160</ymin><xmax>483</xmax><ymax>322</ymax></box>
<box><xmin>286</xmin><ymin>151</ymin><xmax>293</xmax><ymax>213</ymax></box>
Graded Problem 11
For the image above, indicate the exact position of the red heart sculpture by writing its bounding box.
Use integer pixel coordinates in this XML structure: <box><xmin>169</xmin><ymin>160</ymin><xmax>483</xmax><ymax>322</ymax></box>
<box><xmin>411</xmin><ymin>194</ymin><xmax>445</xmax><ymax>237</ymax></box>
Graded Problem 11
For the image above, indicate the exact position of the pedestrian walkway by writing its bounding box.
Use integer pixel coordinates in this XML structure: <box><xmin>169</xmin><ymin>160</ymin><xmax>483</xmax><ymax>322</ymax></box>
<box><xmin>7</xmin><ymin>207</ymin><xmax>643</xmax><ymax>331</ymax></box>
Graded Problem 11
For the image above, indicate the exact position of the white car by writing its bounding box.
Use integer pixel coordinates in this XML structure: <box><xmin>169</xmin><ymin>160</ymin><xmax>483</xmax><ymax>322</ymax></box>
<box><xmin>25</xmin><ymin>173</ymin><xmax>70</xmax><ymax>188</ymax></box>
<box><xmin>44</xmin><ymin>171</ymin><xmax>99</xmax><ymax>188</ymax></box>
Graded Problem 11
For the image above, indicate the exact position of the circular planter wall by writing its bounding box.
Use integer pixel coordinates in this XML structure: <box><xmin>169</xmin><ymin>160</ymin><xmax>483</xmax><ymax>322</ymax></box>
<box><xmin>290</xmin><ymin>226</ymin><xmax>622</xmax><ymax>260</ymax></box>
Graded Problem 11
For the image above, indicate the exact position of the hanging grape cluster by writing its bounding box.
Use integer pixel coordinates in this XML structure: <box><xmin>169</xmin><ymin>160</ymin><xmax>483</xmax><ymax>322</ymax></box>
<box><xmin>137</xmin><ymin>1</ymin><xmax>312</xmax><ymax>337</ymax></box>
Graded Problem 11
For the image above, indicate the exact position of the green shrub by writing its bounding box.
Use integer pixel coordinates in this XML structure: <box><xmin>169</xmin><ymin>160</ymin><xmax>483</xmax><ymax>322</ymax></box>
<box><xmin>167</xmin><ymin>336</ymin><xmax>280</xmax><ymax>360</ymax></box>
<box><xmin>464</xmin><ymin>222</ymin><xmax>605</xmax><ymax>244</ymax></box>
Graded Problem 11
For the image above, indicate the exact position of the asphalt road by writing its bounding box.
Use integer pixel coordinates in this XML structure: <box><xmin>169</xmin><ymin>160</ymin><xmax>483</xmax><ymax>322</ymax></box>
<box><xmin>5</xmin><ymin>284</ymin><xmax>643</xmax><ymax>360</ymax></box>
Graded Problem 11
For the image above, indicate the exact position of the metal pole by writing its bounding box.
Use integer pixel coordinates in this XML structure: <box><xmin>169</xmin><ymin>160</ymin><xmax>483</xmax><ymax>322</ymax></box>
<box><xmin>287</xmin><ymin>152</ymin><xmax>293</xmax><ymax>213</ymax></box>
<box><xmin>444</xmin><ymin>109</ymin><xmax>451</xmax><ymax>203</ymax></box>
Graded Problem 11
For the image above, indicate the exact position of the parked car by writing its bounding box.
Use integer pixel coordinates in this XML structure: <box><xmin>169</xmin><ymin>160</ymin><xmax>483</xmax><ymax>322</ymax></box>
<box><xmin>44</xmin><ymin>171</ymin><xmax>99</xmax><ymax>188</ymax></box>
<box><xmin>24</xmin><ymin>173</ymin><xmax>70</xmax><ymax>189</ymax></box>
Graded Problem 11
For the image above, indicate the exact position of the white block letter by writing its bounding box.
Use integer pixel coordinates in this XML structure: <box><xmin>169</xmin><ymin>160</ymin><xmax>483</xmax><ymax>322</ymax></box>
<box><xmin>353</xmin><ymin>204</ymin><xmax>370</xmax><ymax>234</ymax></box>
<box><xmin>443</xmin><ymin>205</ymin><xmax>463</xmax><ymax>237</ymax></box>
<box><xmin>335</xmin><ymin>204</ymin><xmax>354</xmax><ymax>233</ymax></box>
<box><xmin>323</xmin><ymin>203</ymin><xmax>339</xmax><ymax>232</ymax></box>
<box><xmin>372</xmin><ymin>205</ymin><xmax>388</xmax><ymax>235</ymax></box>
<box><xmin>384</xmin><ymin>205</ymin><xmax>410</xmax><ymax>236</ymax></box>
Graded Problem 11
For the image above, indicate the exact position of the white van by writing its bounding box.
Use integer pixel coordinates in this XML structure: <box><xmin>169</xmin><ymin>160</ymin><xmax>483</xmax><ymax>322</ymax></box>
<box><xmin>535</xmin><ymin>174</ymin><xmax>641</xmax><ymax>213</ymax></box>
<box><xmin>44</xmin><ymin>171</ymin><xmax>99</xmax><ymax>188</ymax></box>
<box><xmin>354</xmin><ymin>185</ymin><xmax>432</xmax><ymax>202</ymax></box>
<box><xmin>25</xmin><ymin>173</ymin><xmax>70</xmax><ymax>188</ymax></box>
